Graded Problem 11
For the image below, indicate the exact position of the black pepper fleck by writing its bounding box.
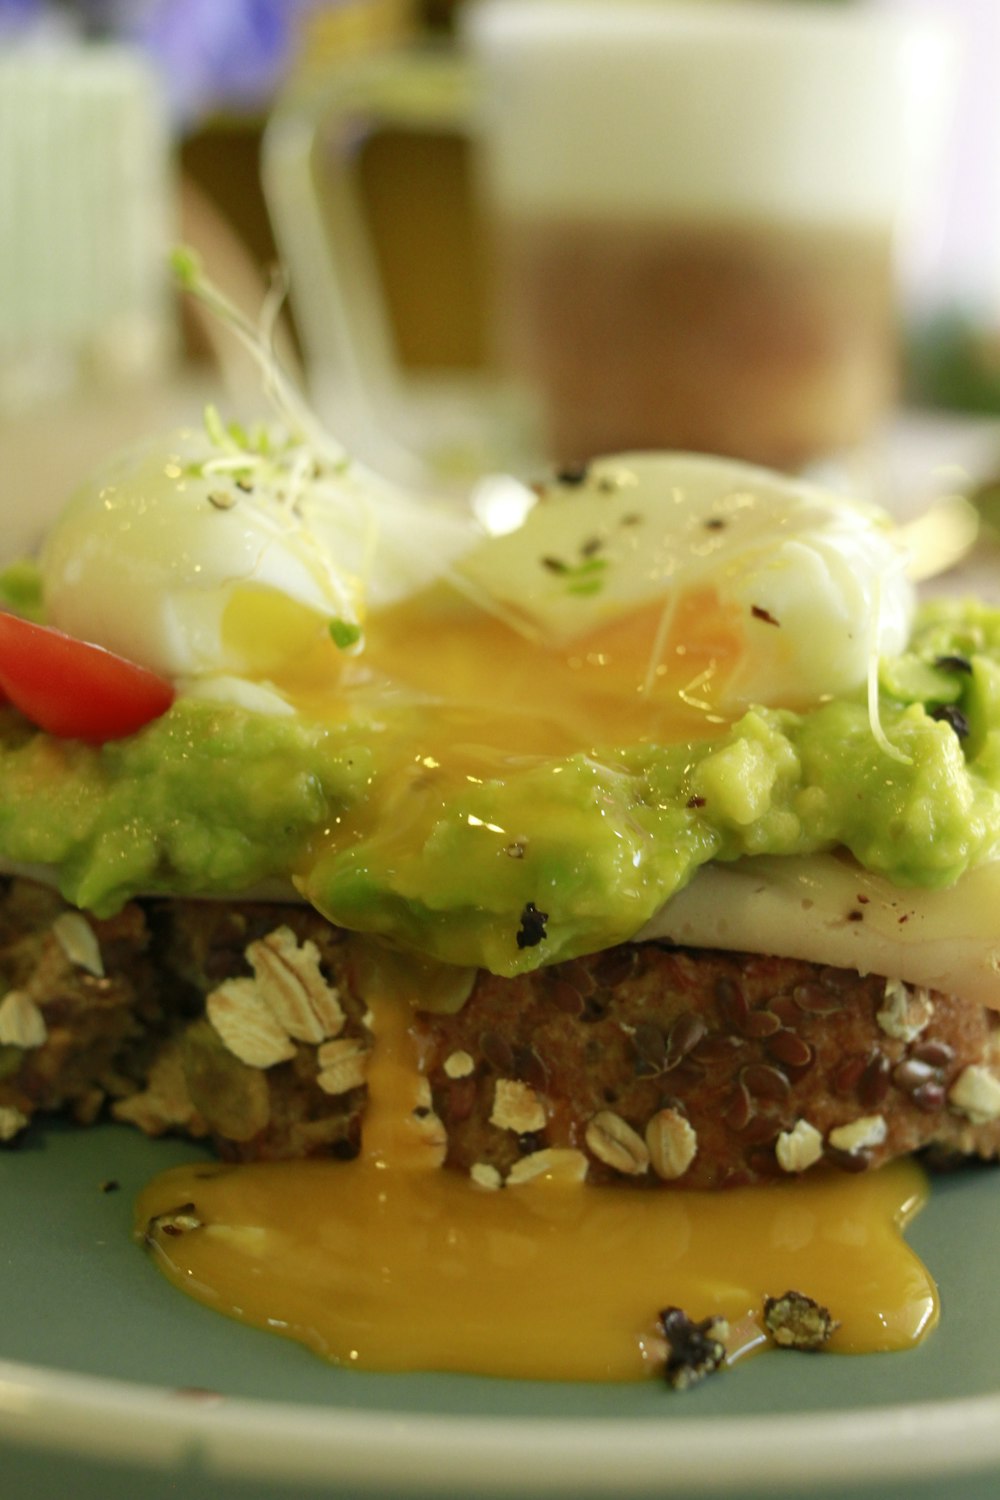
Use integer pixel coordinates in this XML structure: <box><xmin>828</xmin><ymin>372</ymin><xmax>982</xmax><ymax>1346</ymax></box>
<box><xmin>330</xmin><ymin>1136</ymin><xmax>361</xmax><ymax>1161</ymax></box>
<box><xmin>659</xmin><ymin>1307</ymin><xmax>729</xmax><ymax>1389</ymax></box>
<box><xmin>686</xmin><ymin>795</ymin><xmax>706</xmax><ymax>808</ymax></box>
<box><xmin>751</xmin><ymin>605</ymin><xmax>780</xmax><ymax>626</ymax></box>
<box><xmin>556</xmin><ymin>464</ymin><xmax>589</xmax><ymax>486</ymax></box>
<box><xmin>930</xmin><ymin>703</ymin><xmax>970</xmax><ymax>740</ymax></box>
<box><xmin>516</xmin><ymin>902</ymin><xmax>548</xmax><ymax>949</ymax></box>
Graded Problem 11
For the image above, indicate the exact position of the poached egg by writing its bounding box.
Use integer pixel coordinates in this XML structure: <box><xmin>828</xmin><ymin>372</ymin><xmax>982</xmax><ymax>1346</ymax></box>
<box><xmin>39</xmin><ymin>431</ymin><xmax>914</xmax><ymax>742</ymax></box>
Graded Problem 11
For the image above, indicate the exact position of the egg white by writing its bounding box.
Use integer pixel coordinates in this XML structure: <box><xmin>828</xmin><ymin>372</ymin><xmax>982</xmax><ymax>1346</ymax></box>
<box><xmin>40</xmin><ymin>436</ymin><xmax>914</xmax><ymax>717</ymax></box>
<box><xmin>460</xmin><ymin>453</ymin><xmax>915</xmax><ymax>712</ymax></box>
<box><xmin>40</xmin><ymin>429</ymin><xmax>477</xmax><ymax>684</ymax></box>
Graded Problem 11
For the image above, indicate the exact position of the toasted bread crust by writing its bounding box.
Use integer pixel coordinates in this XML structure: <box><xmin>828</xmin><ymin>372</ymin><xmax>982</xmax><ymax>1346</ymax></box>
<box><xmin>1</xmin><ymin>879</ymin><xmax>998</xmax><ymax>1187</ymax></box>
<box><xmin>420</xmin><ymin>945</ymin><xmax>1000</xmax><ymax>1187</ymax></box>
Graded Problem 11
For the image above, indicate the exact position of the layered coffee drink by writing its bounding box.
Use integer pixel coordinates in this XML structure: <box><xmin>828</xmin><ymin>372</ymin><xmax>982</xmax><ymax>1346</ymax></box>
<box><xmin>462</xmin><ymin>1</ymin><xmax>945</xmax><ymax>475</ymax></box>
<box><xmin>493</xmin><ymin>216</ymin><xmax>897</xmax><ymax>472</ymax></box>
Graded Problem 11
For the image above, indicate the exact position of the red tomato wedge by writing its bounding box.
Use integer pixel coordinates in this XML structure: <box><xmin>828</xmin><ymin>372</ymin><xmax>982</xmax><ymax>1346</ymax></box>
<box><xmin>0</xmin><ymin>613</ymin><xmax>175</xmax><ymax>743</ymax></box>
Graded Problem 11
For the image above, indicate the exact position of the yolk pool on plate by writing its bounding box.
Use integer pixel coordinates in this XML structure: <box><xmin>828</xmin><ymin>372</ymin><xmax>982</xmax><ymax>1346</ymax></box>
<box><xmin>136</xmin><ymin>1157</ymin><xmax>934</xmax><ymax>1381</ymax></box>
<box><xmin>135</xmin><ymin>968</ymin><xmax>938</xmax><ymax>1382</ymax></box>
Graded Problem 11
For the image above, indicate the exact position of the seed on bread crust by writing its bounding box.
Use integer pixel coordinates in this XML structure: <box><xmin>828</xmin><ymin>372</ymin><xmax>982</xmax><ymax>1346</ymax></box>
<box><xmin>507</xmin><ymin>1147</ymin><xmax>588</xmax><ymax>1186</ymax></box>
<box><xmin>316</xmin><ymin>1037</ymin><xmax>369</xmax><ymax>1096</ymax></box>
<box><xmin>490</xmin><ymin>1078</ymin><xmax>547</xmax><ymax>1134</ymax></box>
<box><xmin>51</xmin><ymin>912</ymin><xmax>105</xmax><ymax>977</ymax></box>
<box><xmin>827</xmin><ymin>1115</ymin><xmax>888</xmax><ymax>1155</ymax></box>
<box><xmin>244</xmin><ymin>927</ymin><xmax>345</xmax><ymax>1044</ymax></box>
<box><xmin>646</xmin><ymin>1108</ymin><xmax>697</xmax><ymax>1180</ymax></box>
<box><xmin>775</xmin><ymin>1119</ymin><xmax>823</xmax><ymax>1173</ymax></box>
<box><xmin>585</xmin><ymin>1111</ymin><xmax>649</xmax><ymax>1175</ymax></box>
<box><xmin>206</xmin><ymin>978</ymin><xmax>298</xmax><ymax>1068</ymax></box>
<box><xmin>0</xmin><ymin>990</ymin><xmax>46</xmax><ymax>1049</ymax></box>
<box><xmin>949</xmin><ymin>1065</ymin><xmax>1000</xmax><ymax>1123</ymax></box>
<box><xmin>878</xmin><ymin>979</ymin><xmax>934</xmax><ymax>1043</ymax></box>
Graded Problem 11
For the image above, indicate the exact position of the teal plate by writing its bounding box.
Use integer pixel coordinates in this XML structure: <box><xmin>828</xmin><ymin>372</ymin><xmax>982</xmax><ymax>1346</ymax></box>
<box><xmin>1</xmin><ymin>1122</ymin><xmax>1000</xmax><ymax>1500</ymax></box>
<box><xmin>4</xmin><ymin>427</ymin><xmax>1000</xmax><ymax>1500</ymax></box>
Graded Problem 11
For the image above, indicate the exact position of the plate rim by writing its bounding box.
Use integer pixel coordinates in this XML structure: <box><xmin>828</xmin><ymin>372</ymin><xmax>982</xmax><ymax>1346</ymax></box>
<box><xmin>3</xmin><ymin>1355</ymin><xmax>1000</xmax><ymax>1493</ymax></box>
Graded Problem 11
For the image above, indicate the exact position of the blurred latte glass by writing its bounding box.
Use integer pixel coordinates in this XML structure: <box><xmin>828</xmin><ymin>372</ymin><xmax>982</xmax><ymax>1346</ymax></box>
<box><xmin>264</xmin><ymin>1</ymin><xmax>952</xmax><ymax>482</ymax></box>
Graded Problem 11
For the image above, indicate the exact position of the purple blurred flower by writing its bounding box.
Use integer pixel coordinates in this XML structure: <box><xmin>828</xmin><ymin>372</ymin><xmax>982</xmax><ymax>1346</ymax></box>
<box><xmin>0</xmin><ymin>0</ymin><xmax>41</xmax><ymax>23</ymax></box>
<box><xmin>2</xmin><ymin>0</ymin><xmax>330</xmax><ymax>127</ymax></box>
<box><xmin>0</xmin><ymin>0</ymin><xmax>75</xmax><ymax>38</ymax></box>
<box><xmin>118</xmin><ymin>0</ymin><xmax>324</xmax><ymax>126</ymax></box>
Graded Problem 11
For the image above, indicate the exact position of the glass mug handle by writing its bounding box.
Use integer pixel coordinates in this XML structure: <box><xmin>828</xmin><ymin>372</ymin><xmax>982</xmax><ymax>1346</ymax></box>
<box><xmin>263</xmin><ymin>48</ymin><xmax>507</xmax><ymax>486</ymax></box>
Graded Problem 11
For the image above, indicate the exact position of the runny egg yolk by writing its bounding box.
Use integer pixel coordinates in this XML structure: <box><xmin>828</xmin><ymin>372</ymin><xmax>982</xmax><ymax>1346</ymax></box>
<box><xmin>271</xmin><ymin>581</ymin><xmax>751</xmax><ymax>759</ymax></box>
<box><xmin>220</xmin><ymin>586</ymin><xmax>331</xmax><ymax>679</ymax></box>
<box><xmin>136</xmin><ymin>954</ymin><xmax>938</xmax><ymax>1382</ymax></box>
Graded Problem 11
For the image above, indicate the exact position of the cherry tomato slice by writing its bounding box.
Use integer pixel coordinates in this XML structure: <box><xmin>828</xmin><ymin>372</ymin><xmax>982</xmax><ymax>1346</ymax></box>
<box><xmin>0</xmin><ymin>612</ymin><xmax>174</xmax><ymax>743</ymax></box>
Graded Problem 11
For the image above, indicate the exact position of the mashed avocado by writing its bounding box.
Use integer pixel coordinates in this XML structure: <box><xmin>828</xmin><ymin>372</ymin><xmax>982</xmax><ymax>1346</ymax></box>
<box><xmin>1</xmin><ymin>599</ymin><xmax>998</xmax><ymax>977</ymax></box>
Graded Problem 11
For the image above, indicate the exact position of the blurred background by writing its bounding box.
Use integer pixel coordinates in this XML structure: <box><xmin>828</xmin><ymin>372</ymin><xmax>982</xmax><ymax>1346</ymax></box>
<box><xmin>1</xmin><ymin>0</ymin><xmax>999</xmax><ymax>522</ymax></box>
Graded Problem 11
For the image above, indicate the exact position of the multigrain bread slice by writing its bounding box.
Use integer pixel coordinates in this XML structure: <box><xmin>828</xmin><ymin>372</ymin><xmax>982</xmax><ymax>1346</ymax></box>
<box><xmin>1</xmin><ymin>877</ymin><xmax>999</xmax><ymax>1187</ymax></box>
<box><xmin>419</xmin><ymin>948</ymin><xmax>1000</xmax><ymax>1187</ymax></box>
<box><xmin>0</xmin><ymin>882</ymin><xmax>370</xmax><ymax>1160</ymax></box>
